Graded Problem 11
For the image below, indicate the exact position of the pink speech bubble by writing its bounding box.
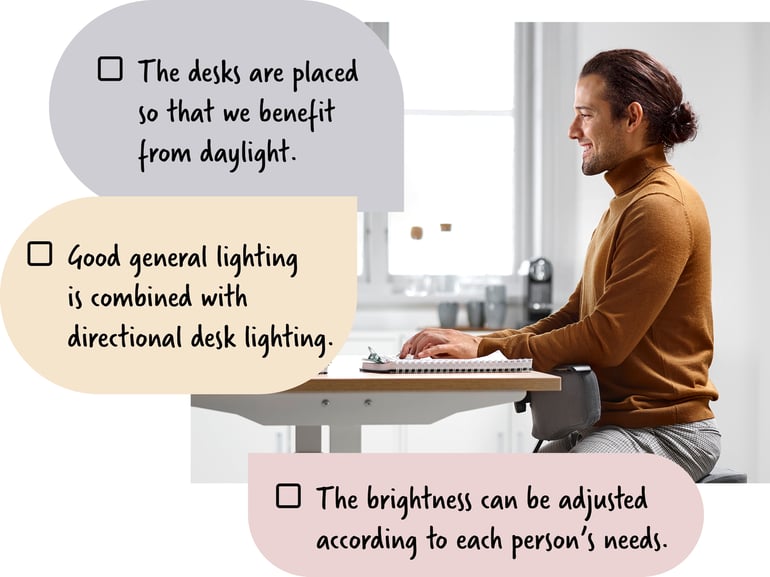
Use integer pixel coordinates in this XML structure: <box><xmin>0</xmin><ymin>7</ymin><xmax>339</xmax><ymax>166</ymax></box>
<box><xmin>248</xmin><ymin>453</ymin><xmax>702</xmax><ymax>577</ymax></box>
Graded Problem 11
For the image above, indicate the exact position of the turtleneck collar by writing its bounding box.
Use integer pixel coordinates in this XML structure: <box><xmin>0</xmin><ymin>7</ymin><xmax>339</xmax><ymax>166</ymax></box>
<box><xmin>604</xmin><ymin>144</ymin><xmax>670</xmax><ymax>197</ymax></box>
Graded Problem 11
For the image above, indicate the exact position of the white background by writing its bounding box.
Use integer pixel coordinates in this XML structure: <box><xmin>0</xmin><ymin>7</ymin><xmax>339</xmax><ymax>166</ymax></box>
<box><xmin>1</xmin><ymin>1</ymin><xmax>767</xmax><ymax>576</ymax></box>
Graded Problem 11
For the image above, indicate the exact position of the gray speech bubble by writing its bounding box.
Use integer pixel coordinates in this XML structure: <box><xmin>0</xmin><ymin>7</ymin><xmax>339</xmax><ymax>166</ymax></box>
<box><xmin>50</xmin><ymin>0</ymin><xmax>403</xmax><ymax>211</ymax></box>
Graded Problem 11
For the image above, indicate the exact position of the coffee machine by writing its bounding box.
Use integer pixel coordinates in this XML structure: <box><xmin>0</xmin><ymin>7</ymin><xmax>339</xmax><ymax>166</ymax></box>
<box><xmin>526</xmin><ymin>257</ymin><xmax>552</xmax><ymax>322</ymax></box>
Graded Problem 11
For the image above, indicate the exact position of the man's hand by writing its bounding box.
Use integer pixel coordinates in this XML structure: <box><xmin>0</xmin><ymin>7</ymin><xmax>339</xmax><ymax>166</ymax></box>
<box><xmin>399</xmin><ymin>328</ymin><xmax>481</xmax><ymax>359</ymax></box>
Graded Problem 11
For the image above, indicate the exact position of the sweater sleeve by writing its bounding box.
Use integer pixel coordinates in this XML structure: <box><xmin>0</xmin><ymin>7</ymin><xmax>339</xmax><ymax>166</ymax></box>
<box><xmin>478</xmin><ymin>281</ymin><xmax>582</xmax><ymax>342</ymax></box>
<box><xmin>478</xmin><ymin>193</ymin><xmax>692</xmax><ymax>372</ymax></box>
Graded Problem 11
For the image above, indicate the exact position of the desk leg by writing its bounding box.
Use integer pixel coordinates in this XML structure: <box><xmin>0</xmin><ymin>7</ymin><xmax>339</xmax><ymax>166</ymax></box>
<box><xmin>295</xmin><ymin>426</ymin><xmax>323</xmax><ymax>453</ymax></box>
<box><xmin>329</xmin><ymin>426</ymin><xmax>362</xmax><ymax>453</ymax></box>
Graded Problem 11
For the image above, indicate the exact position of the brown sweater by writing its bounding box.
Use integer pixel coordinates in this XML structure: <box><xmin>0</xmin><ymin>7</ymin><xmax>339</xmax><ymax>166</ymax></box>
<box><xmin>478</xmin><ymin>145</ymin><xmax>718</xmax><ymax>428</ymax></box>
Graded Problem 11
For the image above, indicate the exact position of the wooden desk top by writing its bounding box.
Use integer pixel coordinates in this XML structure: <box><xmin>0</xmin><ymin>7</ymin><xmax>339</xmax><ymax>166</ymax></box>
<box><xmin>291</xmin><ymin>355</ymin><xmax>561</xmax><ymax>393</ymax></box>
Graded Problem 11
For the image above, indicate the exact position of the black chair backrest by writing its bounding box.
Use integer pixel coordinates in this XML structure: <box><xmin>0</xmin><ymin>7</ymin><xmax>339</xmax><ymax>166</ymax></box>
<box><xmin>527</xmin><ymin>364</ymin><xmax>601</xmax><ymax>441</ymax></box>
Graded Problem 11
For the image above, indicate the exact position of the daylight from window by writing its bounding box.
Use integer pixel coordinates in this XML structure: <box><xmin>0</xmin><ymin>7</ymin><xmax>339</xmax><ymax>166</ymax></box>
<box><xmin>358</xmin><ymin>10</ymin><xmax>515</xmax><ymax>286</ymax></box>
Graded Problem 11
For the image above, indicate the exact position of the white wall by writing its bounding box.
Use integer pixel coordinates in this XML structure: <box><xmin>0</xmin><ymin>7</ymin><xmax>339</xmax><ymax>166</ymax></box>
<box><xmin>551</xmin><ymin>23</ymin><xmax>769</xmax><ymax>481</ymax></box>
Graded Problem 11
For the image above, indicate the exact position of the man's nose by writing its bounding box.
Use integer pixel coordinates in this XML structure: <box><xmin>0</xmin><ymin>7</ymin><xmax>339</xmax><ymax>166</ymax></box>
<box><xmin>568</xmin><ymin>118</ymin><xmax>580</xmax><ymax>140</ymax></box>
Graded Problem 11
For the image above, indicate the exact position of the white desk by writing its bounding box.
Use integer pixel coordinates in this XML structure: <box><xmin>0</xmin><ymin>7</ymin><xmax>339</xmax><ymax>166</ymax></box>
<box><xmin>191</xmin><ymin>355</ymin><xmax>561</xmax><ymax>452</ymax></box>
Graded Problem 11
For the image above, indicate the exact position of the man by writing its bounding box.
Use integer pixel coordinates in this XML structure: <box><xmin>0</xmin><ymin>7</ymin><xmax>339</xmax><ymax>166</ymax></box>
<box><xmin>399</xmin><ymin>49</ymin><xmax>720</xmax><ymax>481</ymax></box>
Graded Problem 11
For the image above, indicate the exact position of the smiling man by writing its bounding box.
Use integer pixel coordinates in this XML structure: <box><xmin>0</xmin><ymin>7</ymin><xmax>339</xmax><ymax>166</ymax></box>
<box><xmin>571</xmin><ymin>71</ymin><xmax>642</xmax><ymax>176</ymax></box>
<box><xmin>400</xmin><ymin>49</ymin><xmax>721</xmax><ymax>481</ymax></box>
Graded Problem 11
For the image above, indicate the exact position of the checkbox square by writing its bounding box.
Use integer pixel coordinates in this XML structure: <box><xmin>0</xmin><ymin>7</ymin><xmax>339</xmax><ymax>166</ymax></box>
<box><xmin>275</xmin><ymin>483</ymin><xmax>302</xmax><ymax>509</ymax></box>
<box><xmin>98</xmin><ymin>56</ymin><xmax>123</xmax><ymax>81</ymax></box>
<box><xmin>27</xmin><ymin>241</ymin><xmax>53</xmax><ymax>266</ymax></box>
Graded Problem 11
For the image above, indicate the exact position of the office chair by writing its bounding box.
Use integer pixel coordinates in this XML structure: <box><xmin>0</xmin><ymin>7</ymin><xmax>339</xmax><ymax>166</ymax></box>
<box><xmin>697</xmin><ymin>467</ymin><xmax>747</xmax><ymax>483</ymax></box>
<box><xmin>514</xmin><ymin>364</ymin><xmax>601</xmax><ymax>451</ymax></box>
<box><xmin>514</xmin><ymin>365</ymin><xmax>747</xmax><ymax>483</ymax></box>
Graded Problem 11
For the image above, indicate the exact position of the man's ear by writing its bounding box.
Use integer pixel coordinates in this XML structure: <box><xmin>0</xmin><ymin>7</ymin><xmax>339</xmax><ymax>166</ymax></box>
<box><xmin>625</xmin><ymin>101</ymin><xmax>645</xmax><ymax>133</ymax></box>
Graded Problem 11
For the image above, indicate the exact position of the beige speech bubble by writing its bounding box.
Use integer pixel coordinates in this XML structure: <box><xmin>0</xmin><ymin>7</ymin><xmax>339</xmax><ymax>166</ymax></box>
<box><xmin>0</xmin><ymin>196</ymin><xmax>356</xmax><ymax>394</ymax></box>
